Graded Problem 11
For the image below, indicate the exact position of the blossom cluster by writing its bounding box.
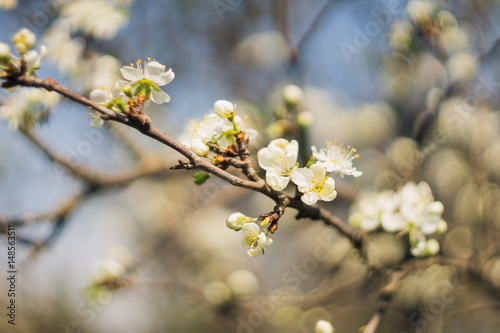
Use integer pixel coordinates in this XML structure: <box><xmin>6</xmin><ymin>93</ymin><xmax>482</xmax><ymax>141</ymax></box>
<box><xmin>258</xmin><ymin>139</ymin><xmax>362</xmax><ymax>205</ymax></box>
<box><xmin>224</xmin><ymin>138</ymin><xmax>362</xmax><ymax>257</ymax></box>
<box><xmin>349</xmin><ymin>181</ymin><xmax>447</xmax><ymax>257</ymax></box>
<box><xmin>226</xmin><ymin>213</ymin><xmax>273</xmax><ymax>257</ymax></box>
<box><xmin>88</xmin><ymin>58</ymin><xmax>175</xmax><ymax>127</ymax></box>
<box><xmin>185</xmin><ymin>100</ymin><xmax>257</xmax><ymax>157</ymax></box>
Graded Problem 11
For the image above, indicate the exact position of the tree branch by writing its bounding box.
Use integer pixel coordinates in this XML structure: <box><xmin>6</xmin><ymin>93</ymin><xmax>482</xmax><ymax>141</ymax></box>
<box><xmin>5</xmin><ymin>75</ymin><xmax>368</xmax><ymax>267</ymax></box>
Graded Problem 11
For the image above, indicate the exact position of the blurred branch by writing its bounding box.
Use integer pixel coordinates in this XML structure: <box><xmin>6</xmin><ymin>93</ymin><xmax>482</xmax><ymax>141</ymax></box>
<box><xmin>0</xmin><ymin>188</ymin><xmax>85</xmax><ymax>231</ymax></box>
<box><xmin>295</xmin><ymin>0</ymin><xmax>335</xmax><ymax>52</ymax></box>
<box><xmin>413</xmin><ymin>33</ymin><xmax>500</xmax><ymax>142</ymax></box>
<box><xmin>108</xmin><ymin>122</ymin><xmax>145</xmax><ymax>160</ymax></box>
<box><xmin>19</xmin><ymin>127</ymin><xmax>172</xmax><ymax>187</ymax></box>
<box><xmin>448</xmin><ymin>302</ymin><xmax>500</xmax><ymax>318</ymax></box>
<box><xmin>362</xmin><ymin>271</ymin><xmax>403</xmax><ymax>333</ymax></box>
<box><xmin>478</xmin><ymin>35</ymin><xmax>500</xmax><ymax>61</ymax></box>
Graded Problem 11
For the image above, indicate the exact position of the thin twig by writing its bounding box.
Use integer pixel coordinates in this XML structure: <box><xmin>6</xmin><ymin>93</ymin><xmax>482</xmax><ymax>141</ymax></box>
<box><xmin>19</xmin><ymin>127</ymin><xmax>172</xmax><ymax>187</ymax></box>
<box><xmin>362</xmin><ymin>271</ymin><xmax>403</xmax><ymax>333</ymax></box>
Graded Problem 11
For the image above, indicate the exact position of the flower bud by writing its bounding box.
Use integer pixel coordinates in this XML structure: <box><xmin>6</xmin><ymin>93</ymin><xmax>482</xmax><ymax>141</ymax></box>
<box><xmin>427</xmin><ymin>201</ymin><xmax>444</xmax><ymax>215</ymax></box>
<box><xmin>436</xmin><ymin>219</ymin><xmax>448</xmax><ymax>234</ymax></box>
<box><xmin>190</xmin><ymin>138</ymin><xmax>209</xmax><ymax>156</ymax></box>
<box><xmin>424</xmin><ymin>238</ymin><xmax>440</xmax><ymax>256</ymax></box>
<box><xmin>315</xmin><ymin>320</ymin><xmax>334</xmax><ymax>333</ymax></box>
<box><xmin>214</xmin><ymin>100</ymin><xmax>235</xmax><ymax>118</ymax></box>
<box><xmin>12</xmin><ymin>28</ymin><xmax>36</xmax><ymax>54</ymax></box>
<box><xmin>296</xmin><ymin>111</ymin><xmax>315</xmax><ymax>128</ymax></box>
<box><xmin>226</xmin><ymin>212</ymin><xmax>254</xmax><ymax>231</ymax></box>
<box><xmin>283</xmin><ymin>84</ymin><xmax>303</xmax><ymax>107</ymax></box>
<box><xmin>0</xmin><ymin>42</ymin><xmax>11</xmax><ymax>65</ymax></box>
<box><xmin>121</xmin><ymin>84</ymin><xmax>133</xmax><ymax>98</ymax></box>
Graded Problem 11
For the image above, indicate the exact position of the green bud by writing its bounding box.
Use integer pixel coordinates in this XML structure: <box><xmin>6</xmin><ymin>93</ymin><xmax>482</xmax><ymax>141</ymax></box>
<box><xmin>122</xmin><ymin>85</ymin><xmax>133</xmax><ymax>98</ymax></box>
<box><xmin>193</xmin><ymin>172</ymin><xmax>211</xmax><ymax>185</ymax></box>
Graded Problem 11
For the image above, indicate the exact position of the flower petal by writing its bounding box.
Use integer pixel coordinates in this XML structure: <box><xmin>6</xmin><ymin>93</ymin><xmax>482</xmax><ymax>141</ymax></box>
<box><xmin>266</xmin><ymin>172</ymin><xmax>290</xmax><ymax>191</ymax></box>
<box><xmin>156</xmin><ymin>68</ymin><xmax>175</xmax><ymax>85</ymax></box>
<box><xmin>120</xmin><ymin>66</ymin><xmax>143</xmax><ymax>82</ymax></box>
<box><xmin>90</xmin><ymin>114</ymin><xmax>104</xmax><ymax>128</ymax></box>
<box><xmin>301</xmin><ymin>192</ymin><xmax>319</xmax><ymax>205</ymax></box>
<box><xmin>291</xmin><ymin>168</ymin><xmax>313</xmax><ymax>187</ymax></box>
<box><xmin>242</xmin><ymin>223</ymin><xmax>259</xmax><ymax>234</ymax></box>
<box><xmin>360</xmin><ymin>217</ymin><xmax>379</xmax><ymax>232</ymax></box>
<box><xmin>90</xmin><ymin>89</ymin><xmax>109</xmax><ymax>104</ymax></box>
<box><xmin>247</xmin><ymin>248</ymin><xmax>262</xmax><ymax>257</ymax></box>
<box><xmin>381</xmin><ymin>212</ymin><xmax>404</xmax><ymax>232</ymax></box>
<box><xmin>144</xmin><ymin>61</ymin><xmax>165</xmax><ymax>79</ymax></box>
<box><xmin>257</xmin><ymin>148</ymin><xmax>273</xmax><ymax>170</ymax></box>
<box><xmin>309</xmin><ymin>163</ymin><xmax>326</xmax><ymax>179</ymax></box>
<box><xmin>150</xmin><ymin>89</ymin><xmax>170</xmax><ymax>104</ymax></box>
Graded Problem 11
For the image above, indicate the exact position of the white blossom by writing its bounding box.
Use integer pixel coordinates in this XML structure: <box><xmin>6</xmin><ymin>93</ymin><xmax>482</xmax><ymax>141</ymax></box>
<box><xmin>120</xmin><ymin>59</ymin><xmax>174</xmax><ymax>104</ymax></box>
<box><xmin>241</xmin><ymin>223</ymin><xmax>273</xmax><ymax>257</ymax></box>
<box><xmin>24</xmin><ymin>45</ymin><xmax>47</xmax><ymax>73</ymax></box>
<box><xmin>398</xmin><ymin>181</ymin><xmax>443</xmax><ymax>235</ymax></box>
<box><xmin>257</xmin><ymin>138</ymin><xmax>299</xmax><ymax>191</ymax></box>
<box><xmin>0</xmin><ymin>88</ymin><xmax>59</xmax><ymax>130</ymax></box>
<box><xmin>61</xmin><ymin>0</ymin><xmax>131</xmax><ymax>40</ymax></box>
<box><xmin>189</xmin><ymin>113</ymin><xmax>226</xmax><ymax>143</ymax></box>
<box><xmin>355</xmin><ymin>191</ymin><xmax>403</xmax><ymax>232</ymax></box>
<box><xmin>350</xmin><ymin>181</ymin><xmax>446</xmax><ymax>257</ymax></box>
<box><xmin>312</xmin><ymin>141</ymin><xmax>362</xmax><ymax>177</ymax></box>
<box><xmin>291</xmin><ymin>164</ymin><xmax>337</xmax><ymax>205</ymax></box>
<box><xmin>89</xmin><ymin>85</ymin><xmax>123</xmax><ymax>128</ymax></box>
<box><xmin>12</xmin><ymin>28</ymin><xmax>36</xmax><ymax>54</ymax></box>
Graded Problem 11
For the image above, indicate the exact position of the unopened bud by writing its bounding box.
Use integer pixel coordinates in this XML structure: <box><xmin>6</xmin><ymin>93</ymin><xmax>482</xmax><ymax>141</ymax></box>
<box><xmin>0</xmin><ymin>42</ymin><xmax>11</xmax><ymax>65</ymax></box>
<box><xmin>424</xmin><ymin>238</ymin><xmax>440</xmax><ymax>256</ymax></box>
<box><xmin>296</xmin><ymin>111</ymin><xmax>315</xmax><ymax>128</ymax></box>
<box><xmin>214</xmin><ymin>100</ymin><xmax>235</xmax><ymax>118</ymax></box>
<box><xmin>190</xmin><ymin>138</ymin><xmax>209</xmax><ymax>156</ymax></box>
<box><xmin>226</xmin><ymin>212</ymin><xmax>255</xmax><ymax>231</ymax></box>
<box><xmin>436</xmin><ymin>219</ymin><xmax>448</xmax><ymax>234</ymax></box>
<box><xmin>283</xmin><ymin>84</ymin><xmax>303</xmax><ymax>107</ymax></box>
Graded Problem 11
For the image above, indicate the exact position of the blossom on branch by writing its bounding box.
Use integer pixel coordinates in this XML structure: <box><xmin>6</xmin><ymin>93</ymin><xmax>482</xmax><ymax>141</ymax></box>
<box><xmin>291</xmin><ymin>164</ymin><xmax>337</xmax><ymax>205</ymax></box>
<box><xmin>120</xmin><ymin>59</ymin><xmax>174</xmax><ymax>105</ymax></box>
<box><xmin>0</xmin><ymin>88</ymin><xmax>60</xmax><ymax>130</ymax></box>
<box><xmin>350</xmin><ymin>181</ymin><xmax>447</xmax><ymax>257</ymax></box>
<box><xmin>240</xmin><ymin>223</ymin><xmax>273</xmax><ymax>257</ymax></box>
<box><xmin>257</xmin><ymin>138</ymin><xmax>299</xmax><ymax>191</ymax></box>
<box><xmin>311</xmin><ymin>140</ymin><xmax>362</xmax><ymax>177</ymax></box>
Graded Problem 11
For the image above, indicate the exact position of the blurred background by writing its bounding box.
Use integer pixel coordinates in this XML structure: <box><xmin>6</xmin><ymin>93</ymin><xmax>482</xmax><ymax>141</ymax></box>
<box><xmin>1</xmin><ymin>0</ymin><xmax>500</xmax><ymax>332</ymax></box>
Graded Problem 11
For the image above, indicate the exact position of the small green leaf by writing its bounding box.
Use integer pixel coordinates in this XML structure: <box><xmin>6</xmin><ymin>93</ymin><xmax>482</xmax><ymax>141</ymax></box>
<box><xmin>193</xmin><ymin>172</ymin><xmax>211</xmax><ymax>185</ymax></box>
